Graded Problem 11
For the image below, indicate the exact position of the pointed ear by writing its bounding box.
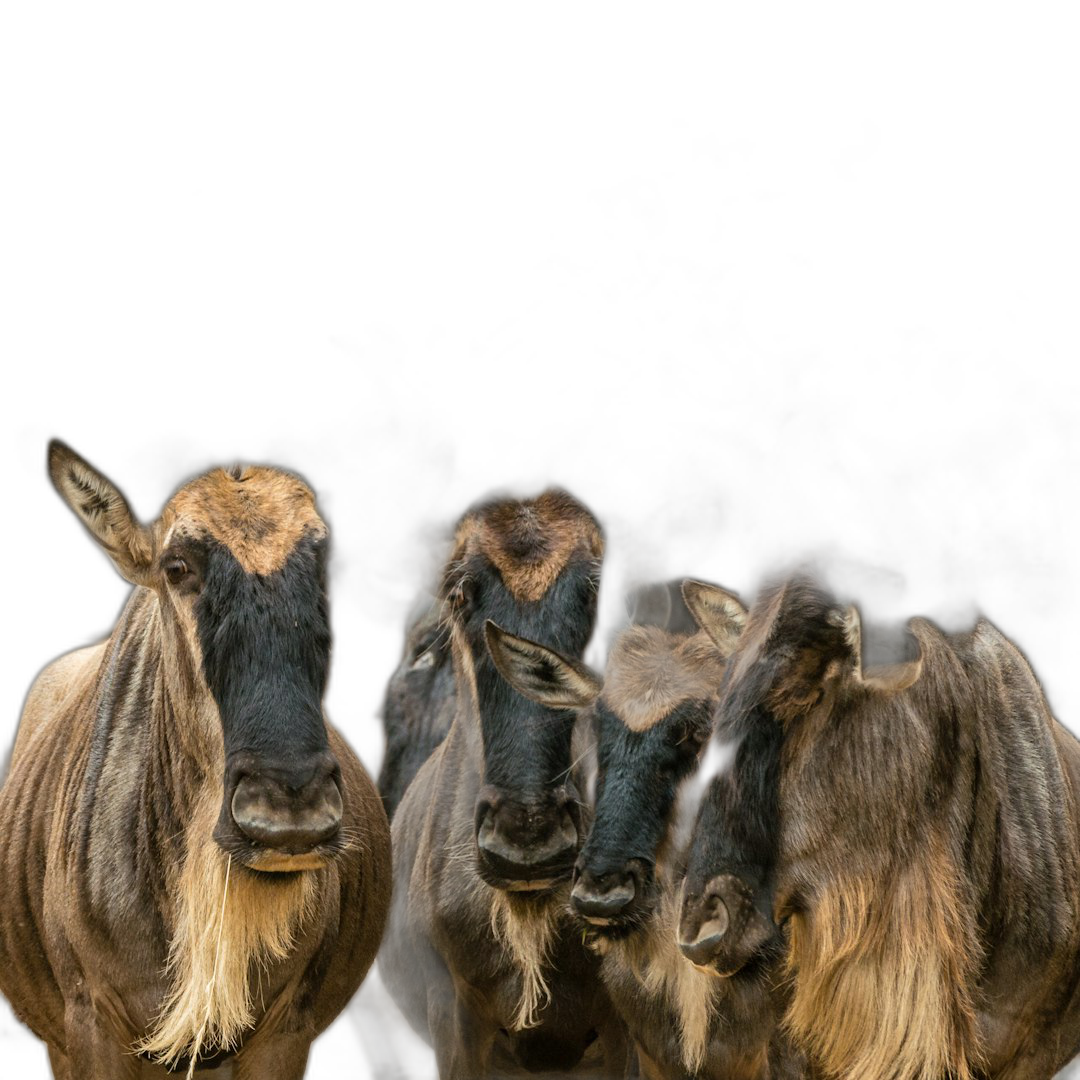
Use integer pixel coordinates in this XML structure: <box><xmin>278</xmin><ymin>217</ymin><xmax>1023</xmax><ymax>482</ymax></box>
<box><xmin>827</xmin><ymin>604</ymin><xmax>863</xmax><ymax>680</ymax></box>
<box><xmin>48</xmin><ymin>440</ymin><xmax>154</xmax><ymax>585</ymax></box>
<box><xmin>842</xmin><ymin>600</ymin><xmax>920</xmax><ymax>691</ymax></box>
<box><xmin>484</xmin><ymin>621</ymin><xmax>602</xmax><ymax>709</ymax></box>
<box><xmin>682</xmin><ymin>580</ymin><xmax>748</xmax><ymax>656</ymax></box>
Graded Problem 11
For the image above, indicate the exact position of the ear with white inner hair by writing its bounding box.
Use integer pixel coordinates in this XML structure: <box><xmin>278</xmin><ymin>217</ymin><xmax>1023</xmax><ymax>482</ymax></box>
<box><xmin>681</xmin><ymin>580</ymin><xmax>748</xmax><ymax>657</ymax></box>
<box><xmin>483</xmin><ymin>621</ymin><xmax>603</xmax><ymax>709</ymax></box>
<box><xmin>838</xmin><ymin>600</ymin><xmax>924</xmax><ymax>691</ymax></box>
<box><xmin>827</xmin><ymin>604</ymin><xmax>863</xmax><ymax>680</ymax></box>
<box><xmin>48</xmin><ymin>440</ymin><xmax>154</xmax><ymax>585</ymax></box>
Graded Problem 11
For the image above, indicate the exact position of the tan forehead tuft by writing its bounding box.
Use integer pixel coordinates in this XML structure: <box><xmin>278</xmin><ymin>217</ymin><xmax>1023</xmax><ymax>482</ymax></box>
<box><xmin>601</xmin><ymin>626</ymin><xmax>727</xmax><ymax>732</ymax></box>
<box><xmin>451</xmin><ymin>489</ymin><xmax>603</xmax><ymax>603</ymax></box>
<box><xmin>164</xmin><ymin>467</ymin><xmax>326</xmax><ymax>575</ymax></box>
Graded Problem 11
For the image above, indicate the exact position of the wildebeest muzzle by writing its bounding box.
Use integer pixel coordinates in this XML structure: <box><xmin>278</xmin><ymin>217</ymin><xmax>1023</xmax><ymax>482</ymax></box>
<box><xmin>677</xmin><ymin>873</ymin><xmax>776</xmax><ymax>975</ymax></box>
<box><xmin>570</xmin><ymin>856</ymin><xmax>652</xmax><ymax>933</ymax></box>
<box><xmin>474</xmin><ymin>783</ymin><xmax>581</xmax><ymax>890</ymax></box>
<box><xmin>217</xmin><ymin>749</ymin><xmax>343</xmax><ymax>872</ymax></box>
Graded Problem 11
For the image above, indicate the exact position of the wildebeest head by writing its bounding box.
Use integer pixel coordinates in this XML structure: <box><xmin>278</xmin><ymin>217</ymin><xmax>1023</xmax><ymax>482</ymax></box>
<box><xmin>48</xmin><ymin>440</ymin><xmax>343</xmax><ymax>874</ymax></box>
<box><xmin>444</xmin><ymin>490</ymin><xmax>603</xmax><ymax>891</ymax></box>
<box><xmin>677</xmin><ymin>576</ymin><xmax>888</xmax><ymax>975</ymax></box>
<box><xmin>436</xmin><ymin>486</ymin><xmax>609</xmax><ymax>889</ymax></box>
<box><xmin>488</xmin><ymin>582</ymin><xmax>750</xmax><ymax>942</ymax></box>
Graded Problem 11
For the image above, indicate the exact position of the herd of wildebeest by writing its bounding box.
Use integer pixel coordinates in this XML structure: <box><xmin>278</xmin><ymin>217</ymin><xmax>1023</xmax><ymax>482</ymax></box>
<box><xmin>2</xmin><ymin>444</ymin><xmax>1080</xmax><ymax>1080</ymax></box>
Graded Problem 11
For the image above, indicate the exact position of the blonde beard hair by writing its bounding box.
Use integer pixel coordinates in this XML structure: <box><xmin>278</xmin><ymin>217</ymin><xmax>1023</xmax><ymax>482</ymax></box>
<box><xmin>784</xmin><ymin>839</ymin><xmax>980</xmax><ymax>1080</ymax></box>
<box><xmin>489</xmin><ymin>891</ymin><xmax>563</xmax><ymax>1032</ymax></box>
<box><xmin>610</xmin><ymin>878</ymin><xmax>718</xmax><ymax>1075</ymax></box>
<box><xmin>134</xmin><ymin>794</ymin><xmax>318</xmax><ymax>1076</ymax></box>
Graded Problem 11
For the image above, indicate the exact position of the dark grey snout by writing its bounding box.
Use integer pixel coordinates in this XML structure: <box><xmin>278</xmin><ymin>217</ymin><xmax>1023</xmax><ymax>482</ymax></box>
<box><xmin>571</xmin><ymin>868</ymin><xmax>637</xmax><ymax>920</ymax></box>
<box><xmin>678</xmin><ymin>873</ymin><xmax>775</xmax><ymax>975</ymax></box>
<box><xmin>475</xmin><ymin>786</ymin><xmax>580</xmax><ymax>886</ymax></box>
<box><xmin>230</xmin><ymin>759</ymin><xmax>343</xmax><ymax>854</ymax></box>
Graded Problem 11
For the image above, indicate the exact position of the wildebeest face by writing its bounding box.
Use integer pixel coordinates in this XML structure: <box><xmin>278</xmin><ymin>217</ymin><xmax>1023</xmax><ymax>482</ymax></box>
<box><xmin>676</xmin><ymin>577</ymin><xmax>861</xmax><ymax>974</ymax></box>
<box><xmin>441</xmin><ymin>490</ymin><xmax>603</xmax><ymax>891</ymax></box>
<box><xmin>49</xmin><ymin>442</ymin><xmax>344</xmax><ymax>873</ymax></box>
<box><xmin>574</xmin><ymin>695</ymin><xmax>713</xmax><ymax>937</ymax></box>
<box><xmin>491</xmin><ymin>585</ymin><xmax>752</xmax><ymax>937</ymax></box>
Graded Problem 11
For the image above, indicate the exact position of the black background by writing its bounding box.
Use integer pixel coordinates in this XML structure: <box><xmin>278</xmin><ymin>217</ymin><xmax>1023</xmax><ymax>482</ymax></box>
<box><xmin>4</xmin><ymin>97</ymin><xmax>1075</xmax><ymax>1075</ymax></box>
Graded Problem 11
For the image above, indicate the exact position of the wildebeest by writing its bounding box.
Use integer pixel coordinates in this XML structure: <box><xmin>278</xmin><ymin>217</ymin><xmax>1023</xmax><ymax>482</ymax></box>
<box><xmin>0</xmin><ymin>442</ymin><xmax>392</xmax><ymax>1079</ymax></box>
<box><xmin>380</xmin><ymin>489</ymin><xmax>629</xmax><ymax>1078</ymax></box>
<box><xmin>489</xmin><ymin>581</ymin><xmax>801</xmax><ymax>1080</ymax></box>
<box><xmin>681</xmin><ymin>575</ymin><xmax>1080</xmax><ymax>1080</ymax></box>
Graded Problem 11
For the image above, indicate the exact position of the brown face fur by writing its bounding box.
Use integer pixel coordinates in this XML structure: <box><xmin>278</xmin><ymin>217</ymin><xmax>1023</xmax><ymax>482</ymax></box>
<box><xmin>161</xmin><ymin>467</ymin><xmax>326</xmax><ymax>577</ymax></box>
<box><xmin>449</xmin><ymin>489</ymin><xmax>604</xmax><ymax>603</ymax></box>
<box><xmin>600</xmin><ymin>626</ymin><xmax>729</xmax><ymax>733</ymax></box>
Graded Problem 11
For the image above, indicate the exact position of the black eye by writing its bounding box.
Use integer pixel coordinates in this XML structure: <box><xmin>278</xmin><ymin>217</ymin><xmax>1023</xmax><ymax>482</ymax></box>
<box><xmin>164</xmin><ymin>558</ymin><xmax>190</xmax><ymax>586</ymax></box>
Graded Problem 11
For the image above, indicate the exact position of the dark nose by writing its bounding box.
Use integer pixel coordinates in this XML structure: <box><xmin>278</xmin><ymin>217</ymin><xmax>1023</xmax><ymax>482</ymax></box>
<box><xmin>475</xmin><ymin>787</ymin><xmax>579</xmax><ymax>883</ymax></box>
<box><xmin>678</xmin><ymin>873</ymin><xmax>775</xmax><ymax>974</ymax></box>
<box><xmin>571</xmin><ymin>866</ymin><xmax>637</xmax><ymax>920</ymax></box>
<box><xmin>230</xmin><ymin>757</ymin><xmax>343</xmax><ymax>853</ymax></box>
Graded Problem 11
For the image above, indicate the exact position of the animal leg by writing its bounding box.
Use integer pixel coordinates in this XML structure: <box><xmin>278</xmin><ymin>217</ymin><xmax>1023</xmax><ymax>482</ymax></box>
<box><xmin>430</xmin><ymin>991</ymin><xmax>496</xmax><ymax>1080</ymax></box>
<box><xmin>597</xmin><ymin>1020</ymin><xmax>633</xmax><ymax>1078</ymax></box>
<box><xmin>62</xmin><ymin>1000</ymin><xmax>141</xmax><ymax>1080</ymax></box>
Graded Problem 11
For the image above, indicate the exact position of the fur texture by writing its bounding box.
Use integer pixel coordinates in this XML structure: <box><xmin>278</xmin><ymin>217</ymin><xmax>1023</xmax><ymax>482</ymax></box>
<box><xmin>136</xmin><ymin>809</ymin><xmax>319</xmax><ymax>1069</ymax></box>
<box><xmin>601</xmin><ymin>627</ymin><xmax>728</xmax><ymax>732</ymax></box>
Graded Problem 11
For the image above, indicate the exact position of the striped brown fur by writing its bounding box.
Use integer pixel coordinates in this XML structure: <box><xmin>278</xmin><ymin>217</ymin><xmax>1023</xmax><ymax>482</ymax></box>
<box><xmin>703</xmin><ymin>576</ymin><xmax>1080</xmax><ymax>1080</ymax></box>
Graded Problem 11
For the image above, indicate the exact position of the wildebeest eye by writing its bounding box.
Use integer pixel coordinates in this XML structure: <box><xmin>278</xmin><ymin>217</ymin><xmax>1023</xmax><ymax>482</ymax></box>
<box><xmin>449</xmin><ymin>577</ymin><xmax>475</xmax><ymax>612</ymax></box>
<box><xmin>163</xmin><ymin>557</ymin><xmax>192</xmax><ymax>587</ymax></box>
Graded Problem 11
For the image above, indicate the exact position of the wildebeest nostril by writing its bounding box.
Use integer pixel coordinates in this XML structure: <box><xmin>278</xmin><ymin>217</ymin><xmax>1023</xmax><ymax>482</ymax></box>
<box><xmin>231</xmin><ymin>773</ymin><xmax>343</xmax><ymax>853</ymax></box>
<box><xmin>571</xmin><ymin>871</ymin><xmax>636</xmax><ymax>919</ymax></box>
<box><xmin>475</xmin><ymin>799</ymin><xmax>579</xmax><ymax>879</ymax></box>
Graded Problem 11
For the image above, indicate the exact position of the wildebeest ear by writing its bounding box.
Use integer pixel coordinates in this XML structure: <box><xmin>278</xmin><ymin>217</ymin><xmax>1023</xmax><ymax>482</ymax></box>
<box><xmin>682</xmin><ymin>580</ymin><xmax>748</xmax><ymax>656</ymax></box>
<box><xmin>48</xmin><ymin>440</ymin><xmax>154</xmax><ymax>585</ymax></box>
<box><xmin>827</xmin><ymin>604</ymin><xmax>863</xmax><ymax>680</ymax></box>
<box><xmin>484</xmin><ymin>621</ymin><xmax>602</xmax><ymax>709</ymax></box>
<box><xmin>842</xmin><ymin>600</ymin><xmax>920</xmax><ymax>691</ymax></box>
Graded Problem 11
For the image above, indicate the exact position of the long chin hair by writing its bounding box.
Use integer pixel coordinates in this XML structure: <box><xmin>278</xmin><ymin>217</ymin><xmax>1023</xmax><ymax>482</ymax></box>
<box><xmin>489</xmin><ymin>890</ymin><xmax>564</xmax><ymax>1032</ymax></box>
<box><xmin>784</xmin><ymin>835</ymin><xmax>980</xmax><ymax>1080</ymax></box>
<box><xmin>135</xmin><ymin>793</ymin><xmax>318</xmax><ymax>1075</ymax></box>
